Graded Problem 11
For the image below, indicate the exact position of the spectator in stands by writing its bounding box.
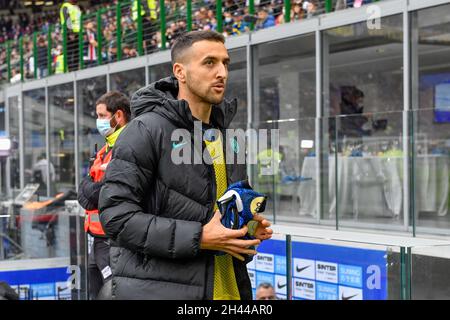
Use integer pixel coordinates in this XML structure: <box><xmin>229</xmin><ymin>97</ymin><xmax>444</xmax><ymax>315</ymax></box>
<box><xmin>0</xmin><ymin>0</ymin><xmax>372</xmax><ymax>79</ymax></box>
<box><xmin>141</xmin><ymin>0</ymin><xmax>157</xmax><ymax>54</ymax></box>
<box><xmin>10</xmin><ymin>67</ymin><xmax>21</xmax><ymax>84</ymax></box>
<box><xmin>85</xmin><ymin>21</ymin><xmax>98</xmax><ymax>67</ymax></box>
<box><xmin>270</xmin><ymin>0</ymin><xmax>285</xmax><ymax>18</ymax></box>
<box><xmin>122</xmin><ymin>16</ymin><xmax>137</xmax><ymax>54</ymax></box>
<box><xmin>147</xmin><ymin>31</ymin><xmax>161</xmax><ymax>52</ymax></box>
<box><xmin>292</xmin><ymin>1</ymin><xmax>306</xmax><ymax>20</ymax></box>
<box><xmin>255</xmin><ymin>8</ymin><xmax>275</xmax><ymax>30</ymax></box>
<box><xmin>166</xmin><ymin>22</ymin><xmax>180</xmax><ymax>48</ymax></box>
<box><xmin>36</xmin><ymin>36</ymin><xmax>48</xmax><ymax>79</ymax></box>
<box><xmin>223</xmin><ymin>11</ymin><xmax>235</xmax><ymax>36</ymax></box>
<box><xmin>53</xmin><ymin>45</ymin><xmax>65</xmax><ymax>74</ymax></box>
<box><xmin>276</xmin><ymin>0</ymin><xmax>305</xmax><ymax>24</ymax></box>
<box><xmin>224</xmin><ymin>0</ymin><xmax>240</xmax><ymax>13</ymax></box>
<box><xmin>122</xmin><ymin>43</ymin><xmax>137</xmax><ymax>59</ymax></box>
<box><xmin>231</xmin><ymin>10</ymin><xmax>250</xmax><ymax>35</ymax></box>
<box><xmin>303</xmin><ymin>0</ymin><xmax>318</xmax><ymax>18</ymax></box>
<box><xmin>26</xmin><ymin>41</ymin><xmax>34</xmax><ymax>79</ymax></box>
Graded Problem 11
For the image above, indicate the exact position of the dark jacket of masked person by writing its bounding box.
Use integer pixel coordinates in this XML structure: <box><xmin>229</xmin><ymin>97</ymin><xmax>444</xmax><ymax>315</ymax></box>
<box><xmin>98</xmin><ymin>76</ymin><xmax>251</xmax><ymax>300</ymax></box>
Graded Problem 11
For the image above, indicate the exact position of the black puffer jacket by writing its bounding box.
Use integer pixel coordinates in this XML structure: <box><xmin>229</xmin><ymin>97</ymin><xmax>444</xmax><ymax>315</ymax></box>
<box><xmin>98</xmin><ymin>76</ymin><xmax>251</xmax><ymax>300</ymax></box>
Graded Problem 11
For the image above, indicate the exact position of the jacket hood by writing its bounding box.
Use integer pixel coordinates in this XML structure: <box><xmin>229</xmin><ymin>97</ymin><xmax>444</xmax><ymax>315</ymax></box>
<box><xmin>130</xmin><ymin>76</ymin><xmax>238</xmax><ymax>130</ymax></box>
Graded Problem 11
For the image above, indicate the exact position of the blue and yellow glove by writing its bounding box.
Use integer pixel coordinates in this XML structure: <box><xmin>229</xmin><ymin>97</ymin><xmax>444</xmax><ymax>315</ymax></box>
<box><xmin>217</xmin><ymin>180</ymin><xmax>267</xmax><ymax>240</ymax></box>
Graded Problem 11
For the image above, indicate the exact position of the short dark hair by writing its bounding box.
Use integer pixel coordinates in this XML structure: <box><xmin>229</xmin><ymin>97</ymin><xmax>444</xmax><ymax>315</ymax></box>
<box><xmin>171</xmin><ymin>30</ymin><xmax>225</xmax><ymax>65</ymax></box>
<box><xmin>96</xmin><ymin>91</ymin><xmax>131</xmax><ymax>121</ymax></box>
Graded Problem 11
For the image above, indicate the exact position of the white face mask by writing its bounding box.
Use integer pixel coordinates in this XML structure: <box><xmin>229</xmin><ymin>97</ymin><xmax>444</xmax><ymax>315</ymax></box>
<box><xmin>96</xmin><ymin>113</ymin><xmax>117</xmax><ymax>137</ymax></box>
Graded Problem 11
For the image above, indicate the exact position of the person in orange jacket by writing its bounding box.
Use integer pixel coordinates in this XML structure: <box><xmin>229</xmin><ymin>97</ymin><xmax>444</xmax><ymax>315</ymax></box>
<box><xmin>77</xmin><ymin>91</ymin><xmax>131</xmax><ymax>299</ymax></box>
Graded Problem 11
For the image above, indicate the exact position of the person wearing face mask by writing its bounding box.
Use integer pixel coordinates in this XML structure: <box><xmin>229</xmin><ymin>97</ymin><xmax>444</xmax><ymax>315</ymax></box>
<box><xmin>77</xmin><ymin>91</ymin><xmax>131</xmax><ymax>300</ymax></box>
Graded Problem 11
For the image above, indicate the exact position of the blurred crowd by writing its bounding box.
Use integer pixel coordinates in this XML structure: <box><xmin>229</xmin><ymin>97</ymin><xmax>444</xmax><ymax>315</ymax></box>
<box><xmin>0</xmin><ymin>11</ymin><xmax>59</xmax><ymax>44</ymax></box>
<box><xmin>0</xmin><ymin>0</ymin><xmax>375</xmax><ymax>83</ymax></box>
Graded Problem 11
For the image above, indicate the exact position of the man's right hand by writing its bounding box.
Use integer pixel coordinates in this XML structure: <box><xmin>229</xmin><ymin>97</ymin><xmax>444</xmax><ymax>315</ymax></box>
<box><xmin>200</xmin><ymin>210</ymin><xmax>261</xmax><ymax>261</ymax></box>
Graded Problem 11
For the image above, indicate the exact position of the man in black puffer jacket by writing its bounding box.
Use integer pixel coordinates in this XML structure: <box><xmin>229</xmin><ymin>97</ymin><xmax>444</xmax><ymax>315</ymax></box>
<box><xmin>0</xmin><ymin>282</ymin><xmax>19</xmax><ymax>300</ymax></box>
<box><xmin>98</xmin><ymin>30</ymin><xmax>273</xmax><ymax>300</ymax></box>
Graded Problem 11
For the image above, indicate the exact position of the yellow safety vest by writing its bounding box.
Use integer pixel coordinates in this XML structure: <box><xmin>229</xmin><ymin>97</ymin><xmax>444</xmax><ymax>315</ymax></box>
<box><xmin>55</xmin><ymin>54</ymin><xmax>65</xmax><ymax>74</ymax></box>
<box><xmin>132</xmin><ymin>0</ymin><xmax>157</xmax><ymax>21</ymax></box>
<box><xmin>148</xmin><ymin>0</ymin><xmax>157</xmax><ymax>20</ymax></box>
<box><xmin>60</xmin><ymin>2</ymin><xmax>81</xmax><ymax>33</ymax></box>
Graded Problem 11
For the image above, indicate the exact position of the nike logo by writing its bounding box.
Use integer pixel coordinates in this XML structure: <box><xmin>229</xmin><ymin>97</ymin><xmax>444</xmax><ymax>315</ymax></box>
<box><xmin>296</xmin><ymin>265</ymin><xmax>311</xmax><ymax>273</ymax></box>
<box><xmin>277</xmin><ymin>282</ymin><xmax>287</xmax><ymax>289</ymax></box>
<box><xmin>172</xmin><ymin>141</ymin><xmax>187</xmax><ymax>149</ymax></box>
<box><xmin>341</xmin><ymin>293</ymin><xmax>358</xmax><ymax>300</ymax></box>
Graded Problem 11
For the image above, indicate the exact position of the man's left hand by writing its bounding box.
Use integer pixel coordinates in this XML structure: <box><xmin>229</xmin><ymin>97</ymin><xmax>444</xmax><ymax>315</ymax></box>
<box><xmin>248</xmin><ymin>214</ymin><xmax>273</xmax><ymax>241</ymax></box>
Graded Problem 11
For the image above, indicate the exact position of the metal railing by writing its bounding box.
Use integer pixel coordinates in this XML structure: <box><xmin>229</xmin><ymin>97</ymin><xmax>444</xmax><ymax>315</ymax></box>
<box><xmin>0</xmin><ymin>0</ymin><xmax>382</xmax><ymax>85</ymax></box>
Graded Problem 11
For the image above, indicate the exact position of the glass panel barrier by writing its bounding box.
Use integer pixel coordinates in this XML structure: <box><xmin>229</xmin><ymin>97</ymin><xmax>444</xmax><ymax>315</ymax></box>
<box><xmin>226</xmin><ymin>47</ymin><xmax>248</xmax><ymax>131</ymax></box>
<box><xmin>2</xmin><ymin>88</ymin><xmax>86</xmax><ymax>300</ymax></box>
<box><xmin>290</xmin><ymin>235</ymin><xmax>403</xmax><ymax>300</ymax></box>
<box><xmin>48</xmin><ymin>83</ymin><xmax>75</xmax><ymax>196</ymax></box>
<box><xmin>247</xmin><ymin>108</ymin><xmax>413</xmax><ymax>234</ymax></box>
<box><xmin>254</xmin><ymin>33</ymin><xmax>316</xmax><ymax>121</ymax></box>
<box><xmin>248</xmin><ymin>232</ymin><xmax>404</xmax><ymax>300</ymax></box>
<box><xmin>148</xmin><ymin>62</ymin><xmax>173</xmax><ymax>83</ymax></box>
<box><xmin>250</xmin><ymin>117</ymin><xmax>327</xmax><ymax>227</ymax></box>
<box><xmin>324</xmin><ymin>14</ymin><xmax>404</xmax><ymax>115</ymax></box>
<box><xmin>411</xmin><ymin>2</ymin><xmax>450</xmax><ymax>236</ymax></box>
<box><xmin>0</xmin><ymin>198</ymin><xmax>87</xmax><ymax>300</ymax></box>
<box><xmin>410</xmin><ymin>244</ymin><xmax>450</xmax><ymax>299</ymax></box>
<box><xmin>248</xmin><ymin>233</ymin><xmax>287</xmax><ymax>300</ymax></box>
<box><xmin>8</xmin><ymin>96</ymin><xmax>20</xmax><ymax>196</ymax></box>
<box><xmin>110</xmin><ymin>68</ymin><xmax>145</xmax><ymax>98</ymax></box>
<box><xmin>252</xmin><ymin>33</ymin><xmax>317</xmax><ymax>224</ymax></box>
<box><xmin>412</xmin><ymin>108</ymin><xmax>450</xmax><ymax>234</ymax></box>
<box><xmin>334</xmin><ymin>111</ymin><xmax>405</xmax><ymax>231</ymax></box>
<box><xmin>272</xmin><ymin>118</ymin><xmax>317</xmax><ymax>225</ymax></box>
<box><xmin>250</xmin><ymin>119</ymin><xmax>276</xmax><ymax>224</ymax></box>
<box><xmin>23</xmin><ymin>89</ymin><xmax>47</xmax><ymax>197</ymax></box>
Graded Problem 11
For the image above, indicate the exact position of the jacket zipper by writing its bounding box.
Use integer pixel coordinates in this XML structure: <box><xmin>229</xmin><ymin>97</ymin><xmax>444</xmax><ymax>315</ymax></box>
<box><xmin>189</xmin><ymin>127</ymin><xmax>216</xmax><ymax>220</ymax></box>
<box><xmin>203</xmin><ymin>139</ymin><xmax>217</xmax><ymax>217</ymax></box>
